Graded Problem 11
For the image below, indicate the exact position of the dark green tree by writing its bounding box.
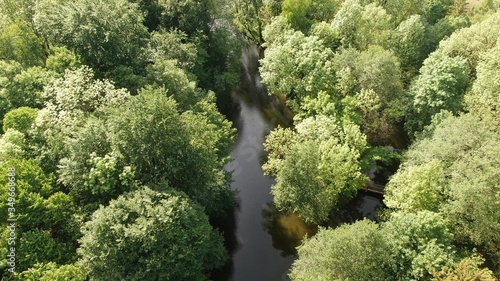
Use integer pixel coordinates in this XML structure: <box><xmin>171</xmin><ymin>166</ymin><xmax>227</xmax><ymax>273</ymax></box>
<box><xmin>79</xmin><ymin>187</ymin><xmax>227</xmax><ymax>281</ymax></box>
<box><xmin>405</xmin><ymin>51</ymin><xmax>470</xmax><ymax>136</ymax></box>
<box><xmin>382</xmin><ymin>211</ymin><xmax>457</xmax><ymax>281</ymax></box>
<box><xmin>59</xmin><ymin>88</ymin><xmax>235</xmax><ymax>216</ymax></box>
<box><xmin>264</xmin><ymin>115</ymin><xmax>367</xmax><ymax>223</ymax></box>
<box><xmin>290</xmin><ymin>220</ymin><xmax>393</xmax><ymax>281</ymax></box>
<box><xmin>0</xmin><ymin>21</ymin><xmax>46</xmax><ymax>66</ymax></box>
<box><xmin>34</xmin><ymin>0</ymin><xmax>149</xmax><ymax>74</ymax></box>
<box><xmin>3</xmin><ymin>107</ymin><xmax>38</xmax><ymax>134</ymax></box>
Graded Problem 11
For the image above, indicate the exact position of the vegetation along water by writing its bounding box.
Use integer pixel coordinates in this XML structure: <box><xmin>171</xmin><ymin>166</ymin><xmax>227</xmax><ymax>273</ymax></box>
<box><xmin>0</xmin><ymin>0</ymin><xmax>498</xmax><ymax>280</ymax></box>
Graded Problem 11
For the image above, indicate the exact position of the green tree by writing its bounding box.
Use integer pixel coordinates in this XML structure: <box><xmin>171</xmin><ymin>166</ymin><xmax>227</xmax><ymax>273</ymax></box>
<box><xmin>147</xmin><ymin>29</ymin><xmax>198</xmax><ymax>73</ymax></box>
<box><xmin>145</xmin><ymin>60</ymin><xmax>202</xmax><ymax>111</ymax></box>
<box><xmin>17</xmin><ymin>230</ymin><xmax>76</xmax><ymax>272</ymax></box>
<box><xmin>356</xmin><ymin>2</ymin><xmax>392</xmax><ymax>50</ymax></box>
<box><xmin>423</xmin><ymin>16</ymin><xmax>470</xmax><ymax>62</ymax></box>
<box><xmin>332</xmin><ymin>0</ymin><xmax>391</xmax><ymax>50</ymax></box>
<box><xmin>290</xmin><ymin>220</ymin><xmax>392</xmax><ymax>281</ymax></box>
<box><xmin>281</xmin><ymin>0</ymin><xmax>313</xmax><ymax>32</ymax></box>
<box><xmin>396</xmin><ymin>113</ymin><xmax>500</xmax><ymax>272</ymax></box>
<box><xmin>155</xmin><ymin>0</ymin><xmax>214</xmax><ymax>36</ymax></box>
<box><xmin>0</xmin><ymin>159</ymin><xmax>81</xmax><ymax>274</ymax></box>
<box><xmin>58</xmin><ymin>117</ymin><xmax>132</xmax><ymax>211</ymax></box>
<box><xmin>79</xmin><ymin>187</ymin><xmax>227</xmax><ymax>281</ymax></box>
<box><xmin>0</xmin><ymin>61</ymin><xmax>55</xmax><ymax>130</ymax></box>
<box><xmin>34</xmin><ymin>0</ymin><xmax>149</xmax><ymax>74</ymax></box>
<box><xmin>332</xmin><ymin>46</ymin><xmax>405</xmax><ymax>145</ymax></box>
<box><xmin>264</xmin><ymin>115</ymin><xmax>367</xmax><ymax>223</ymax></box>
<box><xmin>382</xmin><ymin>211</ymin><xmax>457</xmax><ymax>281</ymax></box>
<box><xmin>431</xmin><ymin>255</ymin><xmax>497</xmax><ymax>281</ymax></box>
<box><xmin>0</xmin><ymin>129</ymin><xmax>27</xmax><ymax>161</ymax></box>
<box><xmin>470</xmin><ymin>0</ymin><xmax>500</xmax><ymax>22</ymax></box>
<box><xmin>260</xmin><ymin>31</ymin><xmax>336</xmax><ymax>108</ymax></box>
<box><xmin>438</xmin><ymin>12</ymin><xmax>500</xmax><ymax>71</ymax></box>
<box><xmin>234</xmin><ymin>0</ymin><xmax>265</xmax><ymax>44</ymax></box>
<box><xmin>405</xmin><ymin>51</ymin><xmax>470</xmax><ymax>136</ymax></box>
<box><xmin>379</xmin><ymin>0</ymin><xmax>452</xmax><ymax>26</ymax></box>
<box><xmin>464</xmin><ymin>43</ymin><xmax>500</xmax><ymax>118</ymax></box>
<box><xmin>33</xmin><ymin>66</ymin><xmax>129</xmax><ymax>172</ymax></box>
<box><xmin>3</xmin><ymin>107</ymin><xmax>38</xmax><ymax>134</ymax></box>
<box><xmin>385</xmin><ymin>159</ymin><xmax>445</xmax><ymax>212</ymax></box>
<box><xmin>0</xmin><ymin>21</ymin><xmax>46</xmax><ymax>66</ymax></box>
<box><xmin>59</xmin><ymin>88</ymin><xmax>235</xmax><ymax>216</ymax></box>
<box><xmin>45</xmin><ymin>46</ymin><xmax>81</xmax><ymax>75</ymax></box>
<box><xmin>0</xmin><ymin>160</ymin><xmax>80</xmax><ymax>238</ymax></box>
<box><xmin>19</xmin><ymin>262</ymin><xmax>87</xmax><ymax>281</ymax></box>
<box><xmin>390</xmin><ymin>15</ymin><xmax>426</xmax><ymax>78</ymax></box>
<box><xmin>108</xmin><ymin>89</ymin><xmax>235</xmax><ymax>216</ymax></box>
<box><xmin>309</xmin><ymin>21</ymin><xmax>341</xmax><ymax>50</ymax></box>
<box><xmin>281</xmin><ymin>0</ymin><xmax>339</xmax><ymax>33</ymax></box>
<box><xmin>261</xmin><ymin>15</ymin><xmax>293</xmax><ymax>45</ymax></box>
<box><xmin>332</xmin><ymin>46</ymin><xmax>403</xmax><ymax>111</ymax></box>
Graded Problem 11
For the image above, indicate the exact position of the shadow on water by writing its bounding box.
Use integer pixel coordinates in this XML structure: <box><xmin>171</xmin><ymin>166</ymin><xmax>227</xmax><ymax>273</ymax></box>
<box><xmin>262</xmin><ymin>202</ymin><xmax>317</xmax><ymax>257</ymax></box>
<box><xmin>210</xmin><ymin>202</ymin><xmax>239</xmax><ymax>281</ymax></box>
<box><xmin>212</xmin><ymin>43</ymin><xmax>385</xmax><ymax>281</ymax></box>
<box><xmin>261</xmin><ymin>192</ymin><xmax>385</xmax><ymax>258</ymax></box>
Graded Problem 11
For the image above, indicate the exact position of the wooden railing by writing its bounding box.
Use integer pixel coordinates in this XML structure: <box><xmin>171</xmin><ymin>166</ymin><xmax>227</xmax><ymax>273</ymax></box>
<box><xmin>361</xmin><ymin>181</ymin><xmax>385</xmax><ymax>195</ymax></box>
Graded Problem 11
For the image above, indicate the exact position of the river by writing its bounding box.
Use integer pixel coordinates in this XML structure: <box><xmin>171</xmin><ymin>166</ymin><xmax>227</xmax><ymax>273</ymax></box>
<box><xmin>211</xmin><ymin>44</ymin><xmax>384</xmax><ymax>281</ymax></box>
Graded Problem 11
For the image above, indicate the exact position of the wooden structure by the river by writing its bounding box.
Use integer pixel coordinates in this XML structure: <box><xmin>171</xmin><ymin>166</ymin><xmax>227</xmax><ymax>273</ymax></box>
<box><xmin>361</xmin><ymin>181</ymin><xmax>385</xmax><ymax>195</ymax></box>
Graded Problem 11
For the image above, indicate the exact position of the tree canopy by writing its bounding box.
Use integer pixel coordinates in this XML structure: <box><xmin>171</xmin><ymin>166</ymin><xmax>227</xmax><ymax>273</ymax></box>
<box><xmin>1</xmin><ymin>0</ymin><xmax>499</xmax><ymax>279</ymax></box>
<box><xmin>79</xmin><ymin>187</ymin><xmax>227</xmax><ymax>281</ymax></box>
<box><xmin>264</xmin><ymin>115</ymin><xmax>367</xmax><ymax>223</ymax></box>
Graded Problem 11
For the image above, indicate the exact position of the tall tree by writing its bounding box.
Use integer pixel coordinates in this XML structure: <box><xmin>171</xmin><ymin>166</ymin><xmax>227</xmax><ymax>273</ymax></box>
<box><xmin>34</xmin><ymin>0</ymin><xmax>149</xmax><ymax>74</ymax></box>
<box><xmin>290</xmin><ymin>220</ymin><xmax>393</xmax><ymax>281</ymax></box>
<box><xmin>382</xmin><ymin>211</ymin><xmax>457</xmax><ymax>281</ymax></box>
<box><xmin>405</xmin><ymin>51</ymin><xmax>470</xmax><ymax>136</ymax></box>
<box><xmin>33</xmin><ymin>66</ymin><xmax>129</xmax><ymax>172</ymax></box>
<box><xmin>0</xmin><ymin>21</ymin><xmax>46</xmax><ymax>66</ymax></box>
<box><xmin>234</xmin><ymin>0</ymin><xmax>265</xmax><ymax>44</ymax></box>
<box><xmin>385</xmin><ymin>159</ymin><xmax>445</xmax><ymax>213</ymax></box>
<box><xmin>260</xmin><ymin>30</ymin><xmax>336</xmax><ymax>109</ymax></box>
<box><xmin>79</xmin><ymin>187</ymin><xmax>227</xmax><ymax>281</ymax></box>
<box><xmin>438</xmin><ymin>11</ymin><xmax>500</xmax><ymax>72</ymax></box>
<box><xmin>59</xmin><ymin>88</ymin><xmax>235</xmax><ymax>216</ymax></box>
<box><xmin>332</xmin><ymin>0</ymin><xmax>391</xmax><ymax>50</ymax></box>
<box><xmin>393</xmin><ymin>113</ymin><xmax>500</xmax><ymax>272</ymax></box>
<box><xmin>464</xmin><ymin>43</ymin><xmax>500</xmax><ymax>119</ymax></box>
<box><xmin>264</xmin><ymin>115</ymin><xmax>367</xmax><ymax>223</ymax></box>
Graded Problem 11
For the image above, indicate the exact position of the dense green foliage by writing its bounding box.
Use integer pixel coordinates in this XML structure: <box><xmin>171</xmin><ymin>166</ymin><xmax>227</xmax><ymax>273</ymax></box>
<box><xmin>59</xmin><ymin>89</ymin><xmax>235</xmax><ymax>216</ymax></box>
<box><xmin>0</xmin><ymin>0</ymin><xmax>499</xmax><ymax>279</ymax></box>
<box><xmin>290</xmin><ymin>220</ymin><xmax>392</xmax><ymax>281</ymax></box>
<box><xmin>388</xmin><ymin>113</ymin><xmax>500</xmax><ymax>272</ymax></box>
<box><xmin>254</xmin><ymin>0</ymin><xmax>500</xmax><ymax>279</ymax></box>
<box><xmin>0</xmin><ymin>0</ymin><xmax>239</xmax><ymax>279</ymax></box>
<box><xmin>79</xmin><ymin>187</ymin><xmax>227</xmax><ymax>281</ymax></box>
<box><xmin>3</xmin><ymin>107</ymin><xmax>38</xmax><ymax>135</ymax></box>
<box><xmin>263</xmin><ymin>115</ymin><xmax>368</xmax><ymax>223</ymax></box>
<box><xmin>291</xmin><ymin>211</ymin><xmax>458</xmax><ymax>281</ymax></box>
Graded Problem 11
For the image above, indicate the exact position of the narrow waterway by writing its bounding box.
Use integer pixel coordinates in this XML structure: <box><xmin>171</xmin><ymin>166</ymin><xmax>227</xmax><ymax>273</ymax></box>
<box><xmin>213</xmin><ymin>44</ymin><xmax>384</xmax><ymax>281</ymax></box>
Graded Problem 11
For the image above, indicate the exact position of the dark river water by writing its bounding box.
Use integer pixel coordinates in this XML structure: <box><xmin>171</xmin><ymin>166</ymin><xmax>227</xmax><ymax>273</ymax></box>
<box><xmin>212</xmin><ymin>44</ymin><xmax>384</xmax><ymax>281</ymax></box>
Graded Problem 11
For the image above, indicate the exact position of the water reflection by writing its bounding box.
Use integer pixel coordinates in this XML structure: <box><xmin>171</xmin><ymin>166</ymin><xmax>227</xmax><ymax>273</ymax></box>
<box><xmin>210</xmin><ymin>202</ymin><xmax>239</xmax><ymax>281</ymax></box>
<box><xmin>261</xmin><ymin>192</ymin><xmax>384</xmax><ymax>258</ymax></box>
<box><xmin>262</xmin><ymin>202</ymin><xmax>317</xmax><ymax>257</ymax></box>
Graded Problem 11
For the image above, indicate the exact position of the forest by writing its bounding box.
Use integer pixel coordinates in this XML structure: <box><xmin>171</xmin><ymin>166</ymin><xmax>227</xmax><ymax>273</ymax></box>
<box><xmin>0</xmin><ymin>0</ymin><xmax>498</xmax><ymax>280</ymax></box>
